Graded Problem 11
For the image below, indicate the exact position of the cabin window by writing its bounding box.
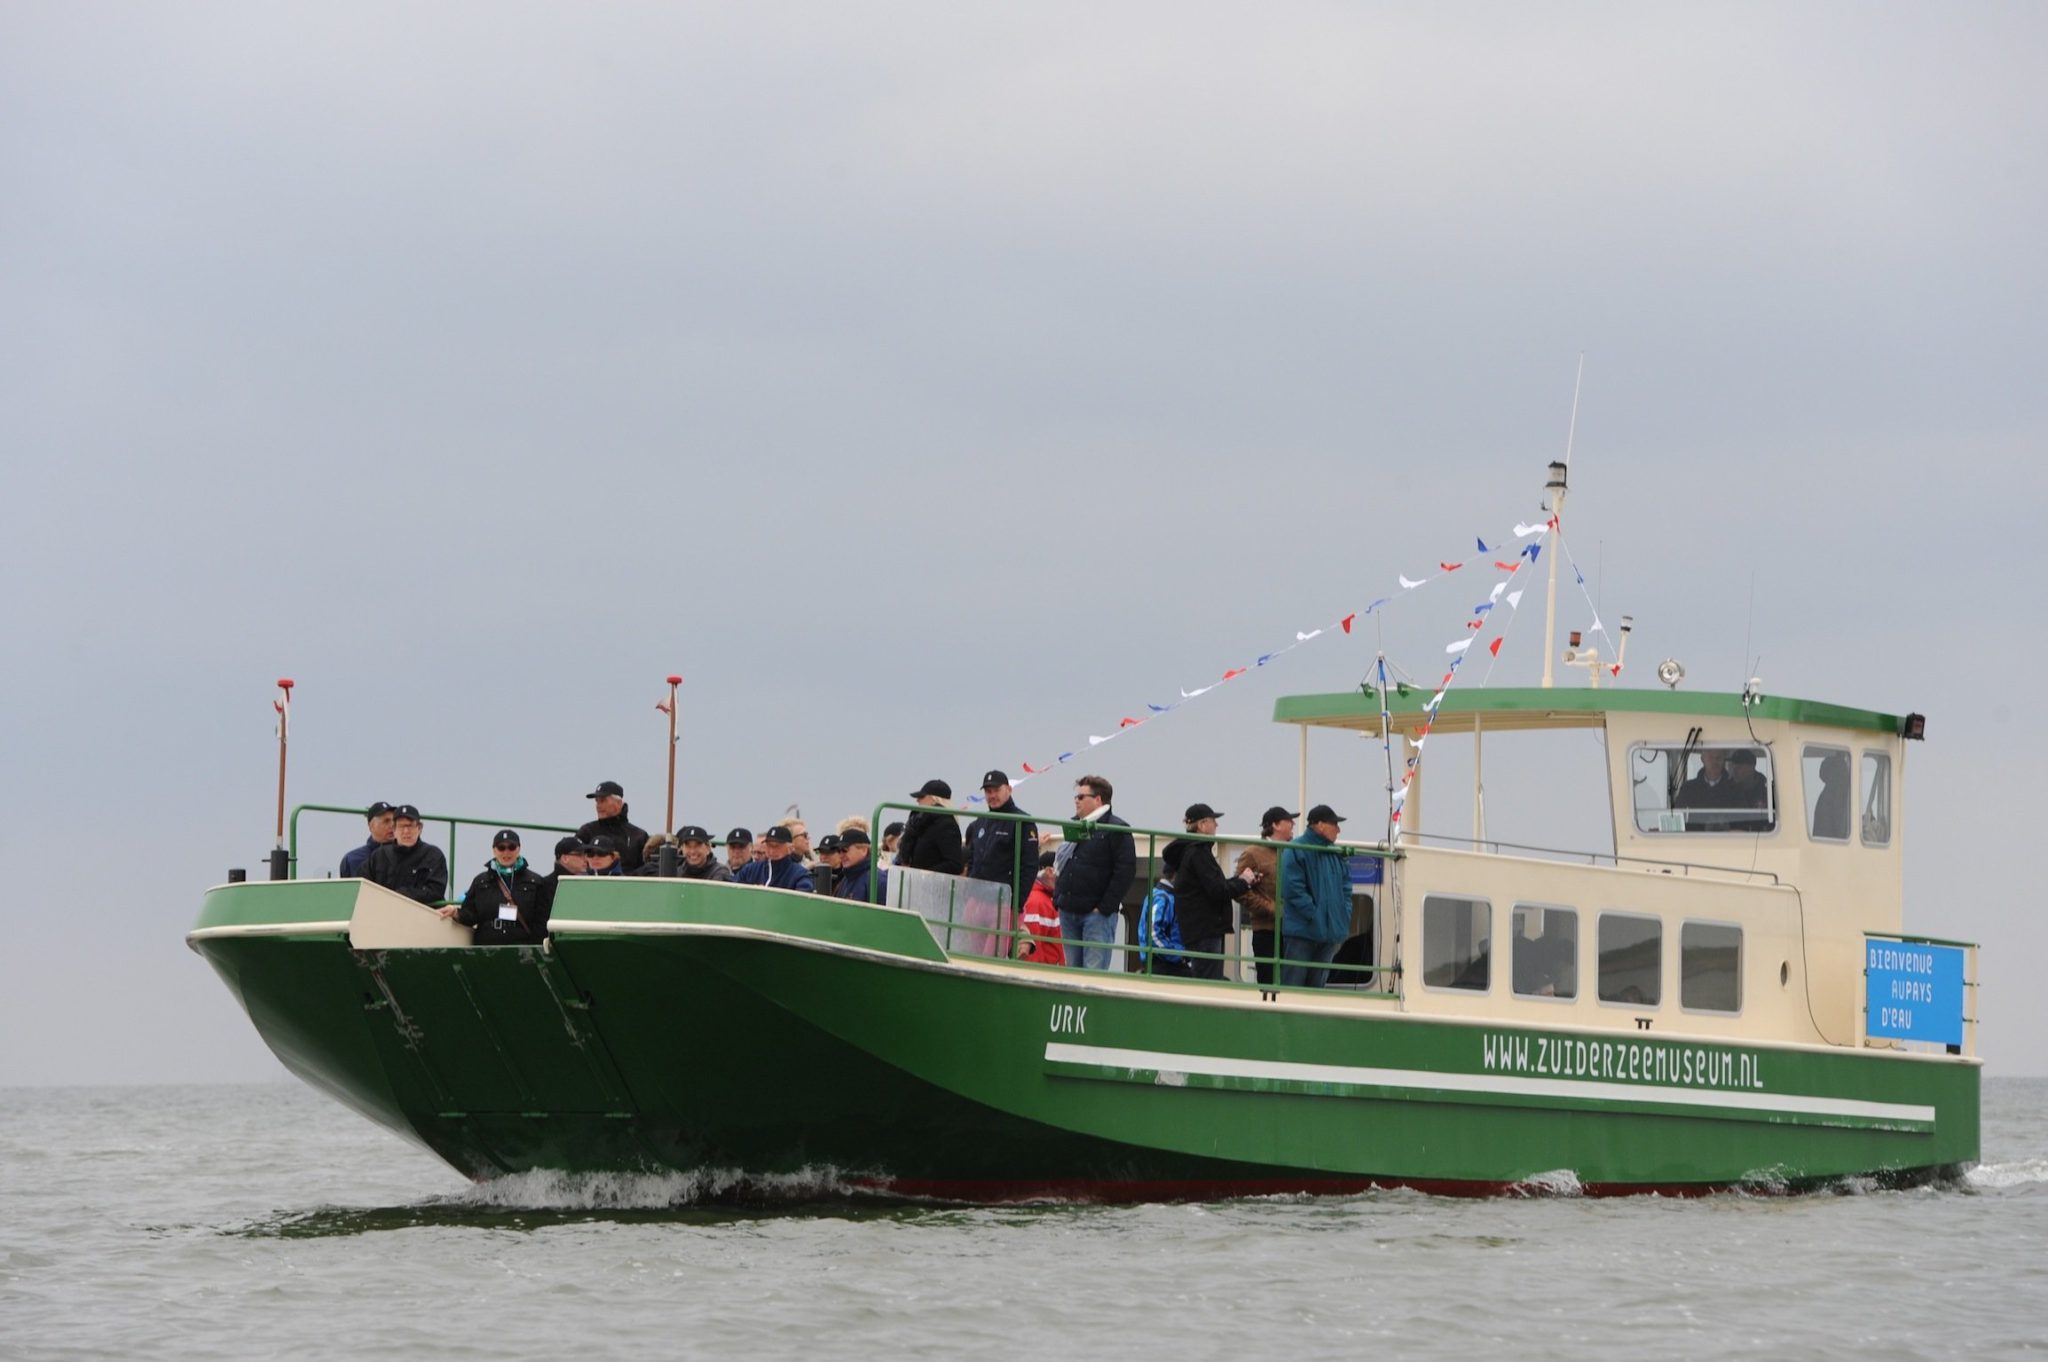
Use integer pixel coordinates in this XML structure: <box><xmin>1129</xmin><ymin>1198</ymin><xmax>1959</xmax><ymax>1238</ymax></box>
<box><xmin>1422</xmin><ymin>895</ymin><xmax>1491</xmax><ymax>992</ymax></box>
<box><xmin>1597</xmin><ymin>912</ymin><xmax>1662</xmax><ymax>1007</ymax></box>
<box><xmin>1861</xmin><ymin>751</ymin><xmax>1893</xmax><ymax>847</ymax></box>
<box><xmin>1802</xmin><ymin>744</ymin><xmax>1853</xmax><ymax>843</ymax></box>
<box><xmin>1512</xmin><ymin>905</ymin><xmax>1578</xmax><ymax>1000</ymax></box>
<box><xmin>1680</xmin><ymin>921</ymin><xmax>1743</xmax><ymax>1013</ymax></box>
<box><xmin>1630</xmin><ymin>743</ymin><xmax>1777</xmax><ymax>834</ymax></box>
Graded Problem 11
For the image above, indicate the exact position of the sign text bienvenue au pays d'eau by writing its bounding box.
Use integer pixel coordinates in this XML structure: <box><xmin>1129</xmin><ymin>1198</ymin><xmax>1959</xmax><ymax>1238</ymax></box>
<box><xmin>1864</xmin><ymin>941</ymin><xmax>1966</xmax><ymax>1046</ymax></box>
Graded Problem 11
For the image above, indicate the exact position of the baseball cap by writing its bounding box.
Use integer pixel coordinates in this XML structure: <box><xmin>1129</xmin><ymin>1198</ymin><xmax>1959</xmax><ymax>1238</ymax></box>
<box><xmin>585</xmin><ymin>780</ymin><xmax>625</xmax><ymax>799</ymax></box>
<box><xmin>762</xmin><ymin>826</ymin><xmax>794</xmax><ymax>845</ymax></box>
<box><xmin>816</xmin><ymin>834</ymin><xmax>843</xmax><ymax>854</ymax></box>
<box><xmin>585</xmin><ymin>835</ymin><xmax>616</xmax><ymax>856</ymax></box>
<box><xmin>1260</xmin><ymin>805</ymin><xmax>1300</xmax><ymax>829</ymax></box>
<box><xmin>1306</xmin><ymin>804</ymin><xmax>1347</xmax><ymax>825</ymax></box>
<box><xmin>911</xmin><ymin>778</ymin><xmax>952</xmax><ymax>799</ymax></box>
<box><xmin>365</xmin><ymin>801</ymin><xmax>396</xmax><ymax>820</ymax></box>
<box><xmin>725</xmin><ymin>827</ymin><xmax>753</xmax><ymax>846</ymax></box>
<box><xmin>980</xmin><ymin>769</ymin><xmax>1010</xmax><ymax>789</ymax></box>
<box><xmin>553</xmin><ymin>835</ymin><xmax>585</xmax><ymax>857</ymax></box>
<box><xmin>675</xmin><ymin>825</ymin><xmax>712</xmax><ymax>844</ymax></box>
<box><xmin>840</xmin><ymin>828</ymin><xmax>871</xmax><ymax>847</ymax></box>
<box><xmin>392</xmin><ymin>804</ymin><xmax>422</xmax><ymax>822</ymax></box>
<box><xmin>1183</xmin><ymin>802</ymin><xmax>1224</xmax><ymax>823</ymax></box>
<box><xmin>491</xmin><ymin>829</ymin><xmax>521</xmax><ymax>848</ymax></box>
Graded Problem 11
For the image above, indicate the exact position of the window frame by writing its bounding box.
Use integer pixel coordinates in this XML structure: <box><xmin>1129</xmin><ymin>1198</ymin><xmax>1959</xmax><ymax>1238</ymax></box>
<box><xmin>1510</xmin><ymin>902</ymin><xmax>1579</xmax><ymax>1003</ymax></box>
<box><xmin>1627</xmin><ymin>741</ymin><xmax>1782</xmax><ymax>838</ymax></box>
<box><xmin>1860</xmin><ymin>749</ymin><xmax>1894</xmax><ymax>848</ymax></box>
<box><xmin>1800</xmin><ymin>742</ymin><xmax>1855</xmax><ymax>845</ymax></box>
<box><xmin>1678</xmin><ymin>918</ymin><xmax>1745</xmax><ymax>1016</ymax></box>
<box><xmin>1420</xmin><ymin>893</ymin><xmax>1494</xmax><ymax>995</ymax></box>
<box><xmin>1595</xmin><ymin>910</ymin><xmax>1664</xmax><ymax>1010</ymax></box>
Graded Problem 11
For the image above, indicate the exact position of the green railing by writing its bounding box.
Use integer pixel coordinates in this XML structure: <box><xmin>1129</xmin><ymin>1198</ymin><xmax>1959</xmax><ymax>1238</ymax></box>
<box><xmin>288</xmin><ymin>803</ymin><xmax>579</xmax><ymax>892</ymax></box>
<box><xmin>867</xmin><ymin>800</ymin><xmax>1403</xmax><ymax>994</ymax></box>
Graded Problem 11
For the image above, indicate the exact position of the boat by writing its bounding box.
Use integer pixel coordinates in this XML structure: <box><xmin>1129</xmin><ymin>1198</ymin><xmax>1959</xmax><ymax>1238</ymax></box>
<box><xmin>189</xmin><ymin>464</ymin><xmax>1977</xmax><ymax>1199</ymax></box>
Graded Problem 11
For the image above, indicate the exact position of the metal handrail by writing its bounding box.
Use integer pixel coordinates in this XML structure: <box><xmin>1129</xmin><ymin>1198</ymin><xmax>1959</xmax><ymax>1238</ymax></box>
<box><xmin>287</xmin><ymin>802</ymin><xmax>578</xmax><ymax>882</ymax></box>
<box><xmin>867</xmin><ymin>799</ymin><xmax>1398</xmax><ymax>993</ymax></box>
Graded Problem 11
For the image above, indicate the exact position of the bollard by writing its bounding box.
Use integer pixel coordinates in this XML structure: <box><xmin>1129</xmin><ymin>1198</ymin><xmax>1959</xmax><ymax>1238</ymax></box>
<box><xmin>267</xmin><ymin>848</ymin><xmax>290</xmax><ymax>881</ymax></box>
<box><xmin>657</xmin><ymin>842</ymin><xmax>678</xmax><ymax>878</ymax></box>
<box><xmin>228</xmin><ymin>867</ymin><xmax>247</xmax><ymax>884</ymax></box>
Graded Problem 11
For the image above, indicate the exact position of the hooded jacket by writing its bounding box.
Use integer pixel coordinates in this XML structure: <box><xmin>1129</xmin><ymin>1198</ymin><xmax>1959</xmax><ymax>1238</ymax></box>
<box><xmin>895</xmin><ymin>807</ymin><xmax>965</xmax><ymax>874</ymax></box>
<box><xmin>1163</xmin><ymin>837</ymin><xmax>1250</xmax><ymax>943</ymax></box>
<box><xmin>578</xmin><ymin>805</ymin><xmax>651</xmax><ymax>873</ymax></box>
<box><xmin>363</xmin><ymin>840</ymin><xmax>449</xmax><ymax>905</ymax></box>
<box><xmin>458</xmin><ymin>859</ymin><xmax>551</xmax><ymax>945</ymax></box>
<box><xmin>1278</xmin><ymin>828</ymin><xmax>1352</xmax><ymax>945</ymax></box>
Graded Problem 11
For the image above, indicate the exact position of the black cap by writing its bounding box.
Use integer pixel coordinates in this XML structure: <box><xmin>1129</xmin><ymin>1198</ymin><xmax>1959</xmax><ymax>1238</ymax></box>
<box><xmin>1260</xmin><ymin>805</ymin><xmax>1300</xmax><ymax>830</ymax></box>
<box><xmin>675</xmin><ymin>825</ymin><xmax>712</xmax><ymax>844</ymax></box>
<box><xmin>912</xmin><ymin>778</ymin><xmax>952</xmax><ymax>799</ymax></box>
<box><xmin>1306</xmin><ymin>804</ymin><xmax>1346</xmax><ymax>825</ymax></box>
<box><xmin>392</xmin><ymin>804</ymin><xmax>422</xmax><ymax>822</ymax></box>
<box><xmin>492</xmin><ymin>829</ymin><xmax>521</xmax><ymax>848</ymax></box>
<box><xmin>585</xmin><ymin>835</ymin><xmax>616</xmax><ymax>856</ymax></box>
<box><xmin>980</xmin><ymin>770</ymin><xmax>1009</xmax><ymax>789</ymax></box>
<box><xmin>841</xmin><ymin>828</ymin><xmax>871</xmax><ymax>847</ymax></box>
<box><xmin>1184</xmin><ymin>802</ymin><xmax>1224</xmax><ymax>823</ymax></box>
<box><xmin>725</xmin><ymin>827</ymin><xmax>753</xmax><ymax>846</ymax></box>
<box><xmin>816</xmin><ymin>834</ymin><xmax>843</xmax><ymax>853</ymax></box>
<box><xmin>883</xmin><ymin>821</ymin><xmax>905</xmax><ymax>838</ymax></box>
<box><xmin>763</xmin><ymin>826</ymin><xmax>794</xmax><ymax>845</ymax></box>
<box><xmin>585</xmin><ymin>780</ymin><xmax>625</xmax><ymax>799</ymax></box>
<box><xmin>365</xmin><ymin>801</ymin><xmax>396</xmax><ymax>820</ymax></box>
<box><xmin>553</xmin><ymin>835</ymin><xmax>585</xmax><ymax>857</ymax></box>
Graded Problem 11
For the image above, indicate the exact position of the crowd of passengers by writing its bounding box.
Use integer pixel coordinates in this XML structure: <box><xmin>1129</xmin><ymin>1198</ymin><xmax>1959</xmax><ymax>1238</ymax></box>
<box><xmin>343</xmin><ymin>772</ymin><xmax>1364</xmax><ymax>988</ymax></box>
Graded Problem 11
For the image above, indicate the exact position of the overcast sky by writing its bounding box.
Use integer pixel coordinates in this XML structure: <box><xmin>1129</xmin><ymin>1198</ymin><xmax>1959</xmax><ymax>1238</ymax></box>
<box><xmin>3</xmin><ymin>3</ymin><xmax>2043</xmax><ymax>1085</ymax></box>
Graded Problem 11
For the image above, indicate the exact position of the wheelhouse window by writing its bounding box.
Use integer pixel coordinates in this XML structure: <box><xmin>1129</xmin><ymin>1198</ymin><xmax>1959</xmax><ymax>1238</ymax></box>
<box><xmin>1861</xmin><ymin>751</ymin><xmax>1893</xmax><ymax>847</ymax></box>
<box><xmin>1680</xmin><ymin>921</ymin><xmax>1742</xmax><ymax>1013</ymax></box>
<box><xmin>1597</xmin><ymin>912</ymin><xmax>1662</xmax><ymax>1007</ymax></box>
<box><xmin>1512</xmin><ymin>905</ymin><xmax>1578</xmax><ymax>1000</ymax></box>
<box><xmin>1630</xmin><ymin>743</ymin><xmax>1777</xmax><ymax>834</ymax></box>
<box><xmin>1422</xmin><ymin>895</ymin><xmax>1491</xmax><ymax>992</ymax></box>
<box><xmin>1802</xmin><ymin>744</ymin><xmax>1853</xmax><ymax>843</ymax></box>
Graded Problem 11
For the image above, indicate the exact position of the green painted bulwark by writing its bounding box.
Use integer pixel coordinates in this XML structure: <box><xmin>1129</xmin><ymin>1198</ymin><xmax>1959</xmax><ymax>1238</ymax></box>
<box><xmin>1273</xmin><ymin>687</ymin><xmax>1906</xmax><ymax>736</ymax></box>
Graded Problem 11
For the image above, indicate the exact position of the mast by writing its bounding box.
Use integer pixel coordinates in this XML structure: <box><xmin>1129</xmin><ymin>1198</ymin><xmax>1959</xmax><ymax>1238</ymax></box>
<box><xmin>1540</xmin><ymin>460</ymin><xmax>1567</xmax><ymax>688</ymax></box>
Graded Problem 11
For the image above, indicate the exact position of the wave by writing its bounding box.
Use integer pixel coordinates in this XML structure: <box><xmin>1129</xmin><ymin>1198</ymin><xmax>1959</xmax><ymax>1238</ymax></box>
<box><xmin>1966</xmin><ymin>1159</ymin><xmax>2048</xmax><ymax>1190</ymax></box>
<box><xmin>457</xmin><ymin>1165</ymin><xmax>858</xmax><ymax>1210</ymax></box>
<box><xmin>1507</xmin><ymin>1168</ymin><xmax>1584</xmax><ymax>1198</ymax></box>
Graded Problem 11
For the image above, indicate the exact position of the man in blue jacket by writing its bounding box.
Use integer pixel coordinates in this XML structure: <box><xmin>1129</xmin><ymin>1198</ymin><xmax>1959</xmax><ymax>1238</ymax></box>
<box><xmin>1279</xmin><ymin>804</ymin><xmax>1353</xmax><ymax>988</ymax></box>
<box><xmin>735</xmin><ymin>825</ymin><xmax>815</xmax><ymax>892</ymax></box>
<box><xmin>339</xmin><ymin>801</ymin><xmax>397</xmax><ymax>877</ymax></box>
<box><xmin>1052</xmin><ymin>775</ymin><xmax>1135</xmax><ymax>971</ymax></box>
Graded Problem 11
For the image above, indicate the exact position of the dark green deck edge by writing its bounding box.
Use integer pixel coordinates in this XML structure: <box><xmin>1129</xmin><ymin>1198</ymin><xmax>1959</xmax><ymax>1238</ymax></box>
<box><xmin>1274</xmin><ymin>686</ymin><xmax>1906</xmax><ymax>735</ymax></box>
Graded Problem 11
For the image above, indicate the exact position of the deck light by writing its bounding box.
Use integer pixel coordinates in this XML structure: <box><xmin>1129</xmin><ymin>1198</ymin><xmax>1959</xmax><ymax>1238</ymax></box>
<box><xmin>1901</xmin><ymin>712</ymin><xmax>1927</xmax><ymax>741</ymax></box>
<box><xmin>1656</xmin><ymin>659</ymin><xmax>1685</xmax><ymax>689</ymax></box>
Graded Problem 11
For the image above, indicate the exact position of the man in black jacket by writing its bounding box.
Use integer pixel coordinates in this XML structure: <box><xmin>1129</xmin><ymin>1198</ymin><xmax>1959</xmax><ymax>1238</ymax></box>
<box><xmin>896</xmin><ymin>779</ymin><xmax>965</xmax><ymax>874</ymax></box>
<box><xmin>965</xmin><ymin>770</ymin><xmax>1038</xmax><ymax>910</ymax></box>
<box><xmin>1051</xmin><ymin>774</ymin><xmax>1134</xmax><ymax>971</ymax></box>
<box><xmin>1163</xmin><ymin>802</ymin><xmax>1257</xmax><ymax>981</ymax></box>
<box><xmin>362</xmin><ymin>804</ymin><xmax>448</xmax><ymax>905</ymax></box>
<box><xmin>440</xmin><ymin>829</ymin><xmax>550</xmax><ymax>945</ymax></box>
<box><xmin>578</xmin><ymin>781</ymin><xmax>650</xmax><ymax>873</ymax></box>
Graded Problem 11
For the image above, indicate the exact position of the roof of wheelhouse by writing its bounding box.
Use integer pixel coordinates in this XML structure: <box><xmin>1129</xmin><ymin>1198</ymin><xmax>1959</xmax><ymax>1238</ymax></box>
<box><xmin>1272</xmin><ymin>687</ymin><xmax>1906</xmax><ymax>738</ymax></box>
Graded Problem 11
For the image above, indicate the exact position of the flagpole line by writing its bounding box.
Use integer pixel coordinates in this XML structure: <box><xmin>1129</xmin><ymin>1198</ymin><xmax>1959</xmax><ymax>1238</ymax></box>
<box><xmin>982</xmin><ymin>514</ymin><xmax>1548</xmax><ymax>803</ymax></box>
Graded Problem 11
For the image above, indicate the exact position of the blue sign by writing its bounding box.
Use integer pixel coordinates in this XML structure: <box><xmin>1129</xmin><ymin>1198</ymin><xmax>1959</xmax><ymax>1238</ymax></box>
<box><xmin>1348</xmin><ymin>856</ymin><xmax>1384</xmax><ymax>887</ymax></box>
<box><xmin>1865</xmin><ymin>940</ymin><xmax>1966</xmax><ymax>1046</ymax></box>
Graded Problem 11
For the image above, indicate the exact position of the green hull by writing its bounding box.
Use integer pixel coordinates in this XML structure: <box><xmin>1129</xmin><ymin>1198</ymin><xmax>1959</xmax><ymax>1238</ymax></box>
<box><xmin>190</xmin><ymin>880</ymin><xmax>1979</xmax><ymax>1200</ymax></box>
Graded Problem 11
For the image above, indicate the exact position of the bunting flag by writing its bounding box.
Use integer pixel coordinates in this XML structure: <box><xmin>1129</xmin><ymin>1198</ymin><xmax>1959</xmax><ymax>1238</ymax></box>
<box><xmin>655</xmin><ymin>697</ymin><xmax>673</xmax><ymax>715</ymax></box>
<box><xmin>961</xmin><ymin>511</ymin><xmax>1558</xmax><ymax>804</ymax></box>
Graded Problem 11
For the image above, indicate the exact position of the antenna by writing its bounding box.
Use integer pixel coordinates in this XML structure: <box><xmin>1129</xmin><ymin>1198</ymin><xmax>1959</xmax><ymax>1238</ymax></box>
<box><xmin>1562</xmin><ymin>352</ymin><xmax>1586</xmax><ymax>467</ymax></box>
<box><xmin>1743</xmin><ymin>569</ymin><xmax>1757</xmax><ymax>684</ymax></box>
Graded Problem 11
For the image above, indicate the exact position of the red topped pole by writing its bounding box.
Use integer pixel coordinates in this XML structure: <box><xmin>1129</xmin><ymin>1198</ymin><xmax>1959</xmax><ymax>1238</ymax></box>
<box><xmin>664</xmin><ymin>674</ymin><xmax>683</xmax><ymax>833</ymax></box>
<box><xmin>274</xmin><ymin>679</ymin><xmax>294</xmax><ymax>847</ymax></box>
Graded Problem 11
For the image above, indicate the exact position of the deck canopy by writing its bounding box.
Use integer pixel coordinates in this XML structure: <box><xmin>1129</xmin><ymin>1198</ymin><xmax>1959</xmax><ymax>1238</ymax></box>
<box><xmin>1272</xmin><ymin>686</ymin><xmax>1906</xmax><ymax>739</ymax></box>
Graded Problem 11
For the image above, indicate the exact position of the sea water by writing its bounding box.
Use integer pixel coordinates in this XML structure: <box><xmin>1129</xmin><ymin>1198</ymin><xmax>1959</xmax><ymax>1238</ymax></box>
<box><xmin>3</xmin><ymin>1080</ymin><xmax>2044</xmax><ymax>1361</ymax></box>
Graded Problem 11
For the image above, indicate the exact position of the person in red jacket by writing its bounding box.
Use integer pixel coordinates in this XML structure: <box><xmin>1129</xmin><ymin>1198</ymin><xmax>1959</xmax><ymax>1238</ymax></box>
<box><xmin>1017</xmin><ymin>851</ymin><xmax>1065</xmax><ymax>966</ymax></box>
